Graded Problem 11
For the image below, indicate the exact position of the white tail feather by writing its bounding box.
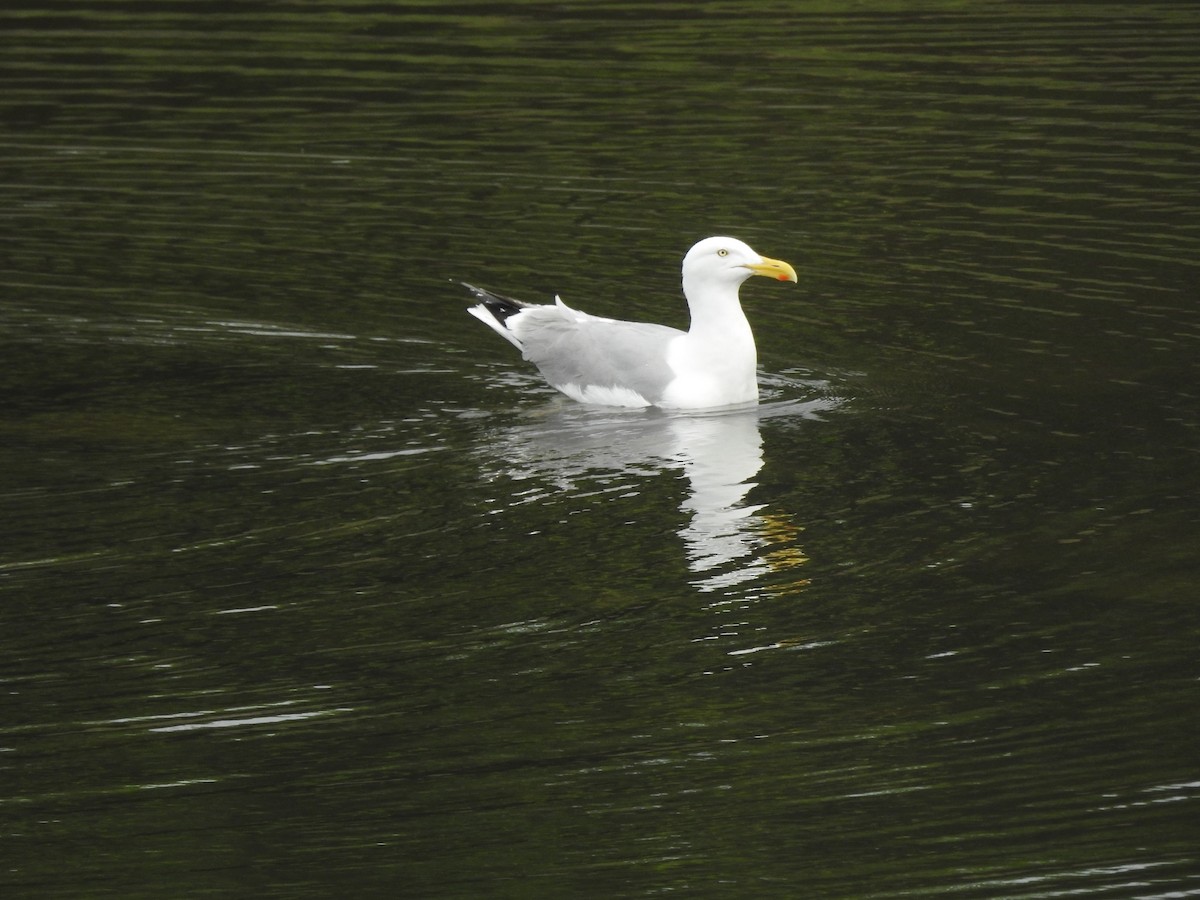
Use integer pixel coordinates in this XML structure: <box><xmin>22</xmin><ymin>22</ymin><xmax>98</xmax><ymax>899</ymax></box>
<box><xmin>468</xmin><ymin>303</ymin><xmax>524</xmax><ymax>350</ymax></box>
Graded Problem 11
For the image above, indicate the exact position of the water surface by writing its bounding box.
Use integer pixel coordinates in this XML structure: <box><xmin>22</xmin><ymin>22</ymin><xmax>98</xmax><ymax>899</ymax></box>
<box><xmin>2</xmin><ymin>1</ymin><xmax>1199</xmax><ymax>896</ymax></box>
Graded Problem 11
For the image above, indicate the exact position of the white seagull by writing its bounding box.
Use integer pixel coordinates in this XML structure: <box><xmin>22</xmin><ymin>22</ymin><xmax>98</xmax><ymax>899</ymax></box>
<box><xmin>465</xmin><ymin>236</ymin><xmax>798</xmax><ymax>410</ymax></box>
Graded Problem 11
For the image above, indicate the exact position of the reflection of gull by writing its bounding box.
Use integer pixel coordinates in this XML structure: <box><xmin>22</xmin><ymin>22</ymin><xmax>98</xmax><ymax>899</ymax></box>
<box><xmin>670</xmin><ymin>412</ymin><xmax>765</xmax><ymax>590</ymax></box>
<box><xmin>476</xmin><ymin>398</ymin><xmax>835</xmax><ymax>591</ymax></box>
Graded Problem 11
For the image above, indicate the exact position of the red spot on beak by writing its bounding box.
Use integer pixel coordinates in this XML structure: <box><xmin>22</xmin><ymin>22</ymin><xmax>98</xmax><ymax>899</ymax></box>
<box><xmin>777</xmin><ymin>274</ymin><xmax>790</xmax><ymax>281</ymax></box>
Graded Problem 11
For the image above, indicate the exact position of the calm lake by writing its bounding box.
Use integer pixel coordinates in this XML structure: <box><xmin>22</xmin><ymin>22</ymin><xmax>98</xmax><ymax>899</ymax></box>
<box><xmin>2</xmin><ymin>1</ymin><xmax>1199</xmax><ymax>896</ymax></box>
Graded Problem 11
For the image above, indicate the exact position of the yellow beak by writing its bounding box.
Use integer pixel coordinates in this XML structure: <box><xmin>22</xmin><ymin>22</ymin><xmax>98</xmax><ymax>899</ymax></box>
<box><xmin>746</xmin><ymin>255</ymin><xmax>798</xmax><ymax>283</ymax></box>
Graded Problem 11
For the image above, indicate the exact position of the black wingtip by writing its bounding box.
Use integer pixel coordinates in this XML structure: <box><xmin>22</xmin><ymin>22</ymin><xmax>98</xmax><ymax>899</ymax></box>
<box><xmin>462</xmin><ymin>282</ymin><xmax>531</xmax><ymax>324</ymax></box>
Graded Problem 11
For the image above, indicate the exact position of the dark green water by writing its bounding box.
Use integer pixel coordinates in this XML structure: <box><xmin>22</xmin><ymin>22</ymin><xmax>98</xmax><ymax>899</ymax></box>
<box><xmin>3</xmin><ymin>2</ymin><xmax>1199</xmax><ymax>896</ymax></box>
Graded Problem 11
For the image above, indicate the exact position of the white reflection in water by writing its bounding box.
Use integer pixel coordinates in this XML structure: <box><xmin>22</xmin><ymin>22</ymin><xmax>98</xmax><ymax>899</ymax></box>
<box><xmin>672</xmin><ymin>411</ymin><xmax>768</xmax><ymax>591</ymax></box>
<box><xmin>478</xmin><ymin>397</ymin><xmax>835</xmax><ymax>591</ymax></box>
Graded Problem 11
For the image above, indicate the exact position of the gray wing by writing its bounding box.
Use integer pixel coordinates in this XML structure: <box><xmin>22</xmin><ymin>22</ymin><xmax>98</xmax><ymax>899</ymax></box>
<box><xmin>511</xmin><ymin>303</ymin><xmax>683</xmax><ymax>405</ymax></box>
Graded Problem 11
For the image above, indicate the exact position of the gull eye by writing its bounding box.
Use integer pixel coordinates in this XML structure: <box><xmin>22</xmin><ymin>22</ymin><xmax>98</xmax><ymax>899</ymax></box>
<box><xmin>717</xmin><ymin>248</ymin><xmax>729</xmax><ymax>257</ymax></box>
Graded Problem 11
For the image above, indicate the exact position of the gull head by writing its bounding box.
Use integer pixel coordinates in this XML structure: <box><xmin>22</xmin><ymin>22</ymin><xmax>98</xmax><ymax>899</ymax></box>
<box><xmin>682</xmin><ymin>236</ymin><xmax>798</xmax><ymax>288</ymax></box>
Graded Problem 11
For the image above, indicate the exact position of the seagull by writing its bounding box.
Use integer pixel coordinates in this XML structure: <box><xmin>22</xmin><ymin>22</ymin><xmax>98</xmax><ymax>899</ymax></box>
<box><xmin>465</xmin><ymin>236</ymin><xmax>797</xmax><ymax>409</ymax></box>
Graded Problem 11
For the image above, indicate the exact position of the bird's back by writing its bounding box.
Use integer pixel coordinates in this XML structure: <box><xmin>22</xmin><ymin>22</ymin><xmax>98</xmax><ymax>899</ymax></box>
<box><xmin>509</xmin><ymin>301</ymin><xmax>682</xmax><ymax>407</ymax></box>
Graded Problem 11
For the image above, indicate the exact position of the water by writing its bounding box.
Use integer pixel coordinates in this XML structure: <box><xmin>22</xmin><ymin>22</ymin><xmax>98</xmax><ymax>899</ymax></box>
<box><xmin>3</xmin><ymin>1</ymin><xmax>1199</xmax><ymax>896</ymax></box>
